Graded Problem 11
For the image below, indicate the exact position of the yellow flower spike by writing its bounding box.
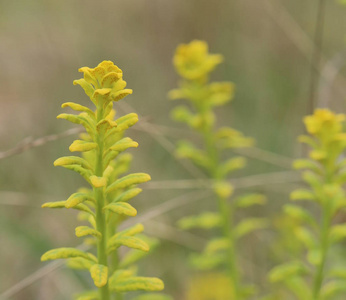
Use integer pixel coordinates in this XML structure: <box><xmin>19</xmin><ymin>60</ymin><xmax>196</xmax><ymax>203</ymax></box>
<box><xmin>44</xmin><ymin>61</ymin><xmax>164</xmax><ymax>299</ymax></box>
<box><xmin>271</xmin><ymin>107</ymin><xmax>346</xmax><ymax>299</ymax></box>
<box><xmin>173</xmin><ymin>40</ymin><xmax>223</xmax><ymax>80</ymax></box>
<box><xmin>170</xmin><ymin>40</ymin><xmax>263</xmax><ymax>299</ymax></box>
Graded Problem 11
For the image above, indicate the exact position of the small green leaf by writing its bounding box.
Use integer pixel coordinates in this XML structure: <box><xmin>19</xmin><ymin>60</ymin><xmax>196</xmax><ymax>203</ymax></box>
<box><xmin>113</xmin><ymin>113</ymin><xmax>139</xmax><ymax>132</ymax></box>
<box><xmin>90</xmin><ymin>264</ymin><xmax>108</xmax><ymax>288</ymax></box>
<box><xmin>235</xmin><ymin>194</ymin><xmax>267</xmax><ymax>208</ymax></box>
<box><xmin>54</xmin><ymin>156</ymin><xmax>93</xmax><ymax>170</ymax></box>
<box><xmin>293</xmin><ymin>159</ymin><xmax>320</xmax><ymax>172</ymax></box>
<box><xmin>290</xmin><ymin>189</ymin><xmax>315</xmax><ymax>201</ymax></box>
<box><xmin>67</xmin><ymin>257</ymin><xmax>94</xmax><ymax>270</ymax></box>
<box><xmin>65</xmin><ymin>193</ymin><xmax>94</xmax><ymax>208</ymax></box>
<box><xmin>110</xmin><ymin>276</ymin><xmax>164</xmax><ymax>292</ymax></box>
<box><xmin>115</xmin><ymin>223</ymin><xmax>145</xmax><ymax>238</ymax></box>
<box><xmin>103</xmin><ymin>202</ymin><xmax>137</xmax><ymax>217</ymax></box>
<box><xmin>321</xmin><ymin>280</ymin><xmax>346</xmax><ymax>299</ymax></box>
<box><xmin>106</xmin><ymin>173</ymin><xmax>151</xmax><ymax>194</ymax></box>
<box><xmin>284</xmin><ymin>204</ymin><xmax>316</xmax><ymax>227</ymax></box>
<box><xmin>294</xmin><ymin>226</ymin><xmax>316</xmax><ymax>250</ymax></box>
<box><xmin>189</xmin><ymin>252</ymin><xmax>226</xmax><ymax>270</ymax></box>
<box><xmin>330</xmin><ymin>224</ymin><xmax>346</xmax><ymax>243</ymax></box>
<box><xmin>177</xmin><ymin>212</ymin><xmax>222</xmax><ymax>230</ymax></box>
<box><xmin>41</xmin><ymin>248</ymin><xmax>97</xmax><ymax>262</ymax></box>
<box><xmin>235</xmin><ymin>218</ymin><xmax>268</xmax><ymax>238</ymax></box>
<box><xmin>42</xmin><ymin>201</ymin><xmax>95</xmax><ymax>216</ymax></box>
<box><xmin>109</xmin><ymin>137</ymin><xmax>138</xmax><ymax>152</ymax></box>
<box><xmin>302</xmin><ymin>171</ymin><xmax>322</xmax><ymax>190</ymax></box>
<box><xmin>57</xmin><ymin>113</ymin><xmax>95</xmax><ymax>134</ymax></box>
<box><xmin>107</xmin><ymin>236</ymin><xmax>149</xmax><ymax>254</ymax></box>
<box><xmin>220</xmin><ymin>156</ymin><xmax>247</xmax><ymax>176</ymax></box>
<box><xmin>327</xmin><ymin>267</ymin><xmax>346</xmax><ymax>280</ymax></box>
<box><xmin>204</xmin><ymin>238</ymin><xmax>230</xmax><ymax>255</ymax></box>
<box><xmin>62</xmin><ymin>165</ymin><xmax>93</xmax><ymax>182</ymax></box>
<box><xmin>269</xmin><ymin>261</ymin><xmax>308</xmax><ymax>283</ymax></box>
<box><xmin>112</xmin><ymin>188</ymin><xmax>142</xmax><ymax>203</ymax></box>
<box><xmin>176</xmin><ymin>141</ymin><xmax>211</xmax><ymax>169</ymax></box>
<box><xmin>119</xmin><ymin>236</ymin><xmax>159</xmax><ymax>268</ymax></box>
<box><xmin>109</xmin><ymin>269</ymin><xmax>134</xmax><ymax>285</ymax></box>
<box><xmin>75</xmin><ymin>226</ymin><xmax>102</xmax><ymax>239</ymax></box>
<box><xmin>73</xmin><ymin>78</ymin><xmax>95</xmax><ymax>99</ymax></box>
<box><xmin>69</xmin><ymin>140</ymin><xmax>98</xmax><ymax>152</ymax></box>
<box><xmin>61</xmin><ymin>102</ymin><xmax>94</xmax><ymax>117</ymax></box>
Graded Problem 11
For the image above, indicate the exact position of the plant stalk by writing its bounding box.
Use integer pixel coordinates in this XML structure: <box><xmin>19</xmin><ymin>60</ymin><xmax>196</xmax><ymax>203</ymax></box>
<box><xmin>95</xmin><ymin>106</ymin><xmax>110</xmax><ymax>300</ymax></box>
<box><xmin>201</xmin><ymin>119</ymin><xmax>240</xmax><ymax>299</ymax></box>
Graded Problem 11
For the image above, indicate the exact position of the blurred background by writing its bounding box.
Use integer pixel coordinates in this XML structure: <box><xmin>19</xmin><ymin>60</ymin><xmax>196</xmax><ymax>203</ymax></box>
<box><xmin>1</xmin><ymin>0</ymin><xmax>346</xmax><ymax>299</ymax></box>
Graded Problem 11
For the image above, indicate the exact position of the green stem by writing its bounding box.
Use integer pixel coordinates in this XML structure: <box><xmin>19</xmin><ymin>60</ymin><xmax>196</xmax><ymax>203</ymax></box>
<box><xmin>312</xmin><ymin>207</ymin><xmax>330</xmax><ymax>300</ymax></box>
<box><xmin>95</xmin><ymin>106</ymin><xmax>110</xmax><ymax>300</ymax></box>
<box><xmin>201</xmin><ymin>121</ymin><xmax>240</xmax><ymax>299</ymax></box>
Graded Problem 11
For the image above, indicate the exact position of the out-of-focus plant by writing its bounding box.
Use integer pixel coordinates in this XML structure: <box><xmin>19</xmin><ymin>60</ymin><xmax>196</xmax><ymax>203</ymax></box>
<box><xmin>268</xmin><ymin>109</ymin><xmax>346</xmax><ymax>300</ymax></box>
<box><xmin>169</xmin><ymin>40</ymin><xmax>268</xmax><ymax>299</ymax></box>
<box><xmin>41</xmin><ymin>61</ymin><xmax>165</xmax><ymax>300</ymax></box>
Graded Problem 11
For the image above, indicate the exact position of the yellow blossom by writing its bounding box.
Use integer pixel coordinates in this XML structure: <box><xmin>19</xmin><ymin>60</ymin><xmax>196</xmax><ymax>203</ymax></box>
<box><xmin>304</xmin><ymin>109</ymin><xmax>345</xmax><ymax>136</ymax></box>
<box><xmin>173</xmin><ymin>40</ymin><xmax>223</xmax><ymax>80</ymax></box>
<box><xmin>73</xmin><ymin>60</ymin><xmax>133</xmax><ymax>105</ymax></box>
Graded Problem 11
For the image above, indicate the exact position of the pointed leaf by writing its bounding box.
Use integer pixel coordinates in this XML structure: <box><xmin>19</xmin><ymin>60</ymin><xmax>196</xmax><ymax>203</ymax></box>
<box><xmin>112</xmin><ymin>188</ymin><xmax>142</xmax><ymax>203</ymax></box>
<box><xmin>269</xmin><ymin>261</ymin><xmax>308</xmax><ymax>283</ymax></box>
<box><xmin>109</xmin><ymin>137</ymin><xmax>138</xmax><ymax>152</ymax></box>
<box><xmin>235</xmin><ymin>218</ymin><xmax>268</xmax><ymax>238</ymax></box>
<box><xmin>284</xmin><ymin>204</ymin><xmax>316</xmax><ymax>227</ymax></box>
<box><xmin>290</xmin><ymin>189</ymin><xmax>315</xmax><ymax>201</ymax></box>
<box><xmin>90</xmin><ymin>176</ymin><xmax>107</xmax><ymax>188</ymax></box>
<box><xmin>65</xmin><ymin>193</ymin><xmax>94</xmax><ymax>208</ymax></box>
<box><xmin>103</xmin><ymin>202</ymin><xmax>137</xmax><ymax>217</ymax></box>
<box><xmin>61</xmin><ymin>102</ymin><xmax>94</xmax><ymax>117</ymax></box>
<box><xmin>41</xmin><ymin>248</ymin><xmax>97</xmax><ymax>262</ymax></box>
<box><xmin>54</xmin><ymin>156</ymin><xmax>93</xmax><ymax>170</ymax></box>
<box><xmin>330</xmin><ymin>224</ymin><xmax>346</xmax><ymax>243</ymax></box>
<box><xmin>106</xmin><ymin>173</ymin><xmax>151</xmax><ymax>194</ymax></box>
<box><xmin>73</xmin><ymin>78</ymin><xmax>95</xmax><ymax>98</ymax></box>
<box><xmin>42</xmin><ymin>201</ymin><xmax>95</xmax><ymax>216</ymax></box>
<box><xmin>107</xmin><ymin>236</ymin><xmax>149</xmax><ymax>254</ymax></box>
<box><xmin>235</xmin><ymin>194</ymin><xmax>267</xmax><ymax>208</ymax></box>
<box><xmin>75</xmin><ymin>226</ymin><xmax>102</xmax><ymax>239</ymax></box>
<box><xmin>90</xmin><ymin>264</ymin><xmax>108</xmax><ymax>288</ymax></box>
<box><xmin>67</xmin><ymin>257</ymin><xmax>94</xmax><ymax>270</ymax></box>
<box><xmin>57</xmin><ymin>113</ymin><xmax>95</xmax><ymax>134</ymax></box>
<box><xmin>69</xmin><ymin>140</ymin><xmax>98</xmax><ymax>152</ymax></box>
<box><xmin>177</xmin><ymin>212</ymin><xmax>222</xmax><ymax>230</ymax></box>
<box><xmin>110</xmin><ymin>277</ymin><xmax>164</xmax><ymax>292</ymax></box>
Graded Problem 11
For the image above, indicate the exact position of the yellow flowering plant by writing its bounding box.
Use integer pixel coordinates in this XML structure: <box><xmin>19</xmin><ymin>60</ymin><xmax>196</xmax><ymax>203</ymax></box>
<box><xmin>41</xmin><ymin>61</ymin><xmax>165</xmax><ymax>300</ymax></box>
<box><xmin>268</xmin><ymin>109</ymin><xmax>346</xmax><ymax>300</ymax></box>
<box><xmin>170</xmin><ymin>40</ymin><xmax>268</xmax><ymax>299</ymax></box>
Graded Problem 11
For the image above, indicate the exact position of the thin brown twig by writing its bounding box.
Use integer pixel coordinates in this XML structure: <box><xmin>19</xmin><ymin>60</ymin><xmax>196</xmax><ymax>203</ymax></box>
<box><xmin>0</xmin><ymin>127</ymin><xmax>83</xmax><ymax>160</ymax></box>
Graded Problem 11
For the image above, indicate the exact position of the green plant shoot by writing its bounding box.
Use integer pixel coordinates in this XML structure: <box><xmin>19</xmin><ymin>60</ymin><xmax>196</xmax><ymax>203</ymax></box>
<box><xmin>41</xmin><ymin>61</ymin><xmax>164</xmax><ymax>300</ymax></box>
<box><xmin>169</xmin><ymin>40</ymin><xmax>267</xmax><ymax>299</ymax></box>
<box><xmin>269</xmin><ymin>109</ymin><xmax>346</xmax><ymax>300</ymax></box>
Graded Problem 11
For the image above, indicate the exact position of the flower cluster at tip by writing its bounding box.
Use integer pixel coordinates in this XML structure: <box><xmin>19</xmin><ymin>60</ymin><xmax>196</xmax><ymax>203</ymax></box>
<box><xmin>170</xmin><ymin>41</ymin><xmax>267</xmax><ymax>300</ymax></box>
<box><xmin>173</xmin><ymin>40</ymin><xmax>223</xmax><ymax>80</ymax></box>
<box><xmin>73</xmin><ymin>60</ymin><xmax>133</xmax><ymax>106</ymax></box>
<box><xmin>268</xmin><ymin>108</ymin><xmax>346</xmax><ymax>300</ymax></box>
<box><xmin>41</xmin><ymin>61</ymin><xmax>166</xmax><ymax>300</ymax></box>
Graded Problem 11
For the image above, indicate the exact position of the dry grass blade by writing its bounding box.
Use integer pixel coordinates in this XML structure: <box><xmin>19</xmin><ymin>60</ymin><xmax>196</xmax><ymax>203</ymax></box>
<box><xmin>0</xmin><ymin>127</ymin><xmax>83</xmax><ymax>160</ymax></box>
